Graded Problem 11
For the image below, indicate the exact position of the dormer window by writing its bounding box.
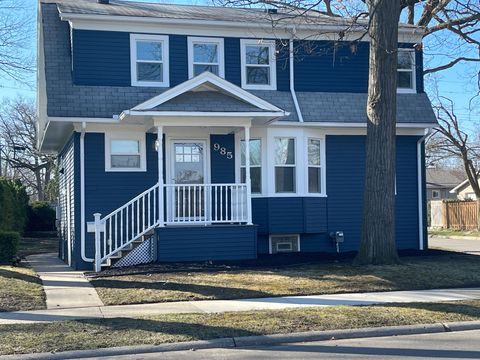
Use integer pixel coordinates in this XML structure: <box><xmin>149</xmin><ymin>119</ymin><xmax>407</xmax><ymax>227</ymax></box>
<box><xmin>188</xmin><ymin>37</ymin><xmax>224</xmax><ymax>78</ymax></box>
<box><xmin>397</xmin><ymin>49</ymin><xmax>416</xmax><ymax>93</ymax></box>
<box><xmin>130</xmin><ymin>34</ymin><xmax>169</xmax><ymax>87</ymax></box>
<box><xmin>240</xmin><ymin>39</ymin><xmax>277</xmax><ymax>90</ymax></box>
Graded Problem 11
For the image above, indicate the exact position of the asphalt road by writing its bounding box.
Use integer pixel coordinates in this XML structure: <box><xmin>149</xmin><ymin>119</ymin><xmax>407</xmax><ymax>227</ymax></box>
<box><xmin>83</xmin><ymin>329</ymin><xmax>480</xmax><ymax>360</ymax></box>
<box><xmin>429</xmin><ymin>236</ymin><xmax>480</xmax><ymax>255</ymax></box>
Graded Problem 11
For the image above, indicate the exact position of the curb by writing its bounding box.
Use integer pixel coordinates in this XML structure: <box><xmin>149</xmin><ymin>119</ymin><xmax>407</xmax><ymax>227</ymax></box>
<box><xmin>4</xmin><ymin>320</ymin><xmax>480</xmax><ymax>359</ymax></box>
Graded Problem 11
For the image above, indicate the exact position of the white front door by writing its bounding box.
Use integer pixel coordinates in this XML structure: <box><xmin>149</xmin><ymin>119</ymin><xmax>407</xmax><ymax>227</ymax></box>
<box><xmin>169</xmin><ymin>140</ymin><xmax>207</xmax><ymax>222</ymax></box>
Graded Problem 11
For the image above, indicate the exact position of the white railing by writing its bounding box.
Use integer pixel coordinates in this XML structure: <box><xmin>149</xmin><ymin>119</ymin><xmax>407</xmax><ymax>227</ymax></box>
<box><xmin>94</xmin><ymin>183</ymin><xmax>161</xmax><ymax>272</ymax></box>
<box><xmin>93</xmin><ymin>182</ymin><xmax>250</xmax><ymax>271</ymax></box>
<box><xmin>165</xmin><ymin>183</ymin><xmax>249</xmax><ymax>224</ymax></box>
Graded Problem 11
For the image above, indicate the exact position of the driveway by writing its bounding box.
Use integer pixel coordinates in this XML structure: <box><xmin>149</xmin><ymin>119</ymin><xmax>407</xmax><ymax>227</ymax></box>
<box><xmin>429</xmin><ymin>236</ymin><xmax>480</xmax><ymax>255</ymax></box>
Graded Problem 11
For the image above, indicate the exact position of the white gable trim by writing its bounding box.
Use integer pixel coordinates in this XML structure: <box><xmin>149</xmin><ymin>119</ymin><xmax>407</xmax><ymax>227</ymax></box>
<box><xmin>132</xmin><ymin>72</ymin><xmax>285</xmax><ymax>112</ymax></box>
<box><xmin>450</xmin><ymin>179</ymin><xmax>470</xmax><ymax>194</ymax></box>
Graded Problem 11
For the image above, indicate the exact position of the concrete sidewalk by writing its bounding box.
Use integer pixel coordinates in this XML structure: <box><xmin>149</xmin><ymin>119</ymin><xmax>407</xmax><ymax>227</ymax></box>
<box><xmin>1</xmin><ymin>287</ymin><xmax>480</xmax><ymax>325</ymax></box>
<box><xmin>26</xmin><ymin>253</ymin><xmax>103</xmax><ymax>309</ymax></box>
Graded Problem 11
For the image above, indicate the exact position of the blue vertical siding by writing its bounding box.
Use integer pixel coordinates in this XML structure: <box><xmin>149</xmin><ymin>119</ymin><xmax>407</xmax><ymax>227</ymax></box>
<box><xmin>169</xmin><ymin>35</ymin><xmax>188</xmax><ymax>86</ymax></box>
<box><xmin>210</xmin><ymin>134</ymin><xmax>235</xmax><ymax>183</ymax></box>
<box><xmin>73</xmin><ymin>30</ymin><xmax>131</xmax><ymax>86</ymax></box>
<box><xmin>293</xmin><ymin>40</ymin><xmax>370</xmax><ymax>92</ymax></box>
<box><xmin>80</xmin><ymin>132</ymin><xmax>158</xmax><ymax>269</ymax></box>
<box><xmin>225</xmin><ymin>38</ymin><xmax>241</xmax><ymax>86</ymax></box>
<box><xmin>157</xmin><ymin>225</ymin><xmax>257</xmax><ymax>261</ymax></box>
<box><xmin>276</xmin><ymin>40</ymin><xmax>290</xmax><ymax>91</ymax></box>
<box><xmin>326</xmin><ymin>135</ymin><xmax>420</xmax><ymax>252</ymax></box>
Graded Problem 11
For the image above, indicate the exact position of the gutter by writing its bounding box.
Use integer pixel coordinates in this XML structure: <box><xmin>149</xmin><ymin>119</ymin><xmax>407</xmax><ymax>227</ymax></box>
<box><xmin>289</xmin><ymin>39</ymin><xmax>304</xmax><ymax>123</ymax></box>
<box><xmin>417</xmin><ymin>128</ymin><xmax>433</xmax><ymax>251</ymax></box>
<box><xmin>80</xmin><ymin>122</ymin><xmax>93</xmax><ymax>263</ymax></box>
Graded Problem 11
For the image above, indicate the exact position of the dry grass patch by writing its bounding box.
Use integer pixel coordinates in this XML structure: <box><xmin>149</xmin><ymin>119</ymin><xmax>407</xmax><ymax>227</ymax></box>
<box><xmin>18</xmin><ymin>237</ymin><xmax>58</xmax><ymax>258</ymax></box>
<box><xmin>91</xmin><ymin>254</ymin><xmax>480</xmax><ymax>306</ymax></box>
<box><xmin>2</xmin><ymin>300</ymin><xmax>480</xmax><ymax>355</ymax></box>
<box><xmin>0</xmin><ymin>265</ymin><xmax>45</xmax><ymax>312</ymax></box>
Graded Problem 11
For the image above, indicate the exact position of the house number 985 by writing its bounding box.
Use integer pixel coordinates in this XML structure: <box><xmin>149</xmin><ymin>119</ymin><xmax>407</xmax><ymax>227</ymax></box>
<box><xmin>213</xmin><ymin>143</ymin><xmax>233</xmax><ymax>159</ymax></box>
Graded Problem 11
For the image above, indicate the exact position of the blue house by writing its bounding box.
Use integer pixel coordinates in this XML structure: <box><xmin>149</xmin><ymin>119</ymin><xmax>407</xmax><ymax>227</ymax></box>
<box><xmin>37</xmin><ymin>0</ymin><xmax>437</xmax><ymax>271</ymax></box>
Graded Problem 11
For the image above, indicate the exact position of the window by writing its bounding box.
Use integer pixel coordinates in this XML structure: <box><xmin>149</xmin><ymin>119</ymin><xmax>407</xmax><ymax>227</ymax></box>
<box><xmin>188</xmin><ymin>37</ymin><xmax>224</xmax><ymax>78</ymax></box>
<box><xmin>308</xmin><ymin>139</ymin><xmax>322</xmax><ymax>193</ymax></box>
<box><xmin>269</xmin><ymin>235</ymin><xmax>300</xmax><ymax>254</ymax></box>
<box><xmin>241</xmin><ymin>139</ymin><xmax>262</xmax><ymax>194</ymax></box>
<box><xmin>130</xmin><ymin>34</ymin><xmax>169</xmax><ymax>87</ymax></box>
<box><xmin>397</xmin><ymin>49</ymin><xmax>415</xmax><ymax>92</ymax></box>
<box><xmin>432</xmin><ymin>190</ymin><xmax>440</xmax><ymax>199</ymax></box>
<box><xmin>275</xmin><ymin>138</ymin><xmax>296</xmax><ymax>193</ymax></box>
<box><xmin>105</xmin><ymin>134</ymin><xmax>146</xmax><ymax>172</ymax></box>
<box><xmin>241</xmin><ymin>39</ymin><xmax>277</xmax><ymax>90</ymax></box>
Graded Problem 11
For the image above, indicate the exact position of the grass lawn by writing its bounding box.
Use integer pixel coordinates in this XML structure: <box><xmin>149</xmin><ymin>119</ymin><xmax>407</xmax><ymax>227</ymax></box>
<box><xmin>2</xmin><ymin>300</ymin><xmax>480</xmax><ymax>355</ymax></box>
<box><xmin>429</xmin><ymin>229</ymin><xmax>480</xmax><ymax>238</ymax></box>
<box><xmin>0</xmin><ymin>265</ymin><xmax>45</xmax><ymax>312</ymax></box>
<box><xmin>91</xmin><ymin>254</ymin><xmax>480</xmax><ymax>306</ymax></box>
<box><xmin>18</xmin><ymin>236</ymin><xmax>58</xmax><ymax>258</ymax></box>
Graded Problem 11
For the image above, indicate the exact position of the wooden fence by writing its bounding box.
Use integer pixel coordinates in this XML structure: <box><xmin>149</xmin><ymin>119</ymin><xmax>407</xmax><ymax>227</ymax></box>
<box><xmin>430</xmin><ymin>200</ymin><xmax>479</xmax><ymax>230</ymax></box>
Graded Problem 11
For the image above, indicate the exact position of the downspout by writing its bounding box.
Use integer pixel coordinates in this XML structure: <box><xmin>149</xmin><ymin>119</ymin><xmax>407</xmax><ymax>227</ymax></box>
<box><xmin>289</xmin><ymin>38</ymin><xmax>304</xmax><ymax>122</ymax></box>
<box><xmin>80</xmin><ymin>122</ymin><xmax>93</xmax><ymax>262</ymax></box>
<box><xmin>417</xmin><ymin>128</ymin><xmax>432</xmax><ymax>251</ymax></box>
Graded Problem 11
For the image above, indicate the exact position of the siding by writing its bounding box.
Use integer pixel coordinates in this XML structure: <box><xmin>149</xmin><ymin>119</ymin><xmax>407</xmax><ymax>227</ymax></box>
<box><xmin>326</xmin><ymin>135</ymin><xmax>420</xmax><ymax>252</ymax></box>
<box><xmin>210</xmin><ymin>134</ymin><xmax>235</xmax><ymax>183</ymax></box>
<box><xmin>70</xmin><ymin>27</ymin><xmax>424</xmax><ymax>93</ymax></box>
<box><xmin>58</xmin><ymin>135</ymin><xmax>75</xmax><ymax>263</ymax></box>
<box><xmin>82</xmin><ymin>132</ymin><xmax>158</xmax><ymax>268</ymax></box>
<box><xmin>157</xmin><ymin>225</ymin><xmax>257</xmax><ymax>261</ymax></box>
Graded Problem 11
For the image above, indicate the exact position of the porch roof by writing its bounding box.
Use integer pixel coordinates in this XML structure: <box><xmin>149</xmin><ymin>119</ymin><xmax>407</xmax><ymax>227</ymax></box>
<box><xmin>119</xmin><ymin>72</ymin><xmax>290</xmax><ymax>126</ymax></box>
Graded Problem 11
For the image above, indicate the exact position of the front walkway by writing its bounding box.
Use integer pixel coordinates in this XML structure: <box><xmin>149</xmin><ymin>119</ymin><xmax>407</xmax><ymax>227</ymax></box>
<box><xmin>26</xmin><ymin>253</ymin><xmax>104</xmax><ymax>309</ymax></box>
<box><xmin>429</xmin><ymin>236</ymin><xmax>480</xmax><ymax>255</ymax></box>
<box><xmin>1</xmin><ymin>287</ymin><xmax>480</xmax><ymax>325</ymax></box>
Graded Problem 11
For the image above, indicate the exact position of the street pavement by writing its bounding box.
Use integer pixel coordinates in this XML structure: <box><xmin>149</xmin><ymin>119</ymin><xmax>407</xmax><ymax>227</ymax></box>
<box><xmin>429</xmin><ymin>236</ymin><xmax>480</xmax><ymax>255</ymax></box>
<box><xmin>79</xmin><ymin>329</ymin><xmax>480</xmax><ymax>360</ymax></box>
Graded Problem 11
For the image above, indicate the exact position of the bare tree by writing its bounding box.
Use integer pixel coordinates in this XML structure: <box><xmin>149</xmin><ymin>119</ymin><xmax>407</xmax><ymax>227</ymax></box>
<box><xmin>0</xmin><ymin>0</ymin><xmax>34</xmax><ymax>84</ymax></box>
<box><xmin>429</xmin><ymin>96</ymin><xmax>480</xmax><ymax>228</ymax></box>
<box><xmin>0</xmin><ymin>97</ymin><xmax>56</xmax><ymax>201</ymax></box>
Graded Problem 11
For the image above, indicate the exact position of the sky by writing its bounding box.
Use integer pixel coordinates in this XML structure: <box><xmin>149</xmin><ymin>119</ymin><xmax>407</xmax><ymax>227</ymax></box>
<box><xmin>2</xmin><ymin>0</ymin><xmax>478</xmax><ymax>129</ymax></box>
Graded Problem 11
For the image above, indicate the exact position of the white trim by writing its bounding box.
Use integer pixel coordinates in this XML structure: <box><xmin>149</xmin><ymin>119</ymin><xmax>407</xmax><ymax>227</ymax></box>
<box><xmin>450</xmin><ymin>179</ymin><xmax>470</xmax><ymax>193</ymax></box>
<box><xmin>104</xmin><ymin>131</ymin><xmax>147</xmax><ymax>172</ymax></box>
<box><xmin>130</xmin><ymin>33</ymin><xmax>170</xmax><ymax>87</ymax></box>
<box><xmin>187</xmin><ymin>36</ymin><xmax>225</xmax><ymax>79</ymax></box>
<box><xmin>272</xmin><ymin>121</ymin><xmax>435</xmax><ymax>129</ymax></box>
<box><xmin>240</xmin><ymin>39</ymin><xmax>277</xmax><ymax>90</ymax></box>
<box><xmin>126</xmin><ymin>111</ymin><xmax>286</xmax><ymax>118</ymax></box>
<box><xmin>397</xmin><ymin>49</ymin><xmax>416</xmax><ymax>94</ymax></box>
<box><xmin>417</xmin><ymin>129</ymin><xmax>432</xmax><ymax>251</ymax></box>
<box><xmin>132</xmin><ymin>72</ymin><xmax>285</xmax><ymax>113</ymax></box>
<box><xmin>289</xmin><ymin>39</ymin><xmax>304</xmax><ymax>122</ymax></box>
<box><xmin>60</xmin><ymin>13</ymin><xmax>424</xmax><ymax>43</ymax></box>
<box><xmin>80</xmin><ymin>123</ymin><xmax>94</xmax><ymax>263</ymax></box>
<box><xmin>269</xmin><ymin>234</ymin><xmax>301</xmax><ymax>254</ymax></box>
<box><xmin>305</xmin><ymin>137</ymin><xmax>326</xmax><ymax>196</ymax></box>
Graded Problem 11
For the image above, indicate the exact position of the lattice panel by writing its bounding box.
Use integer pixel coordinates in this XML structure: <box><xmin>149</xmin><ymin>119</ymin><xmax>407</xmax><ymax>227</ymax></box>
<box><xmin>112</xmin><ymin>237</ymin><xmax>156</xmax><ymax>268</ymax></box>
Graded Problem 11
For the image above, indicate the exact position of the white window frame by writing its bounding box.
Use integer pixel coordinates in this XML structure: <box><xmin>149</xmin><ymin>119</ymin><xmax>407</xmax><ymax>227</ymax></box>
<box><xmin>306</xmin><ymin>137</ymin><xmax>326</xmax><ymax>196</ymax></box>
<box><xmin>269</xmin><ymin>234</ymin><xmax>300</xmax><ymax>254</ymax></box>
<box><xmin>397</xmin><ymin>49</ymin><xmax>416</xmax><ymax>94</ymax></box>
<box><xmin>187</xmin><ymin>36</ymin><xmax>225</xmax><ymax>79</ymax></box>
<box><xmin>240</xmin><ymin>39</ymin><xmax>277</xmax><ymax>90</ymax></box>
<box><xmin>105</xmin><ymin>132</ymin><xmax>147</xmax><ymax>172</ymax></box>
<box><xmin>130</xmin><ymin>34</ymin><xmax>170</xmax><ymax>87</ymax></box>
<box><xmin>240</xmin><ymin>138</ymin><xmax>262</xmax><ymax>195</ymax></box>
<box><xmin>432</xmin><ymin>189</ymin><xmax>441</xmax><ymax>199</ymax></box>
<box><xmin>274</xmin><ymin>137</ymin><xmax>297</xmax><ymax>194</ymax></box>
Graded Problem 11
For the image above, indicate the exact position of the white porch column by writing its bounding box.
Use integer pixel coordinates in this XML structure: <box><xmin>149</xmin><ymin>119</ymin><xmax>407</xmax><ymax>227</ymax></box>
<box><xmin>157</xmin><ymin>126</ymin><xmax>165</xmax><ymax>227</ymax></box>
<box><xmin>244</xmin><ymin>125</ymin><xmax>253</xmax><ymax>225</ymax></box>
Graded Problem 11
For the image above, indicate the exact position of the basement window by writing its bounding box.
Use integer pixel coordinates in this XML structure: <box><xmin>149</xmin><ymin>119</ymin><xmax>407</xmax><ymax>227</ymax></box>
<box><xmin>269</xmin><ymin>235</ymin><xmax>300</xmax><ymax>254</ymax></box>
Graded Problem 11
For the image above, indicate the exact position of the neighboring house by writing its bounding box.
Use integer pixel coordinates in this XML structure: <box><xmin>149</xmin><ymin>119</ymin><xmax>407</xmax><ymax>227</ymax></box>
<box><xmin>450</xmin><ymin>178</ymin><xmax>479</xmax><ymax>200</ymax></box>
<box><xmin>426</xmin><ymin>168</ymin><xmax>464</xmax><ymax>200</ymax></box>
<box><xmin>37</xmin><ymin>0</ymin><xmax>437</xmax><ymax>271</ymax></box>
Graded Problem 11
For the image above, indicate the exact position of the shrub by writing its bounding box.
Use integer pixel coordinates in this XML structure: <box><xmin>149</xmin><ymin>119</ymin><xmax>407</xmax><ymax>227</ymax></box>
<box><xmin>27</xmin><ymin>201</ymin><xmax>56</xmax><ymax>232</ymax></box>
<box><xmin>0</xmin><ymin>231</ymin><xmax>20</xmax><ymax>263</ymax></box>
<box><xmin>0</xmin><ymin>178</ymin><xmax>28</xmax><ymax>234</ymax></box>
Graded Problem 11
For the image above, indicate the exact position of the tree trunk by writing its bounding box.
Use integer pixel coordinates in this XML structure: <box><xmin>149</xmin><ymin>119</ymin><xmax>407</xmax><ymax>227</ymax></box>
<box><xmin>355</xmin><ymin>0</ymin><xmax>401</xmax><ymax>265</ymax></box>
